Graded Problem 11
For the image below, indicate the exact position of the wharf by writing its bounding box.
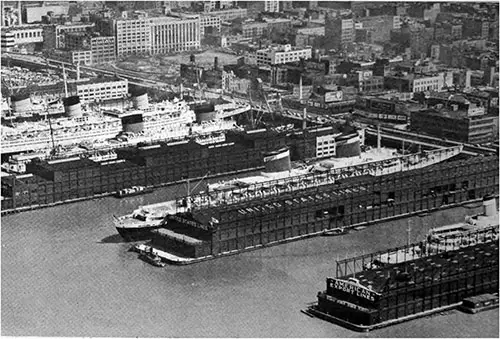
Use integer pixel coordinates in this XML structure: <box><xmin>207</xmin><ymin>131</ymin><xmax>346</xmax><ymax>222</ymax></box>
<box><xmin>132</xmin><ymin>199</ymin><xmax>489</xmax><ymax>266</ymax></box>
<box><xmin>310</xmin><ymin>240</ymin><xmax>499</xmax><ymax>332</ymax></box>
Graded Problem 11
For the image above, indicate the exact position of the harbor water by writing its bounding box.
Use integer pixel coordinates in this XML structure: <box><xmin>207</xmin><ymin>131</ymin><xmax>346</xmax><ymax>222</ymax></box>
<box><xmin>2</xmin><ymin>180</ymin><xmax>498</xmax><ymax>337</ymax></box>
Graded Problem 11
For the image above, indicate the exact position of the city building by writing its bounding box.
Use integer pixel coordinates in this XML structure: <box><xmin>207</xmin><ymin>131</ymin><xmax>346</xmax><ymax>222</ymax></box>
<box><xmin>113</xmin><ymin>14</ymin><xmax>201</xmax><ymax>56</ymax></box>
<box><xmin>240</xmin><ymin>18</ymin><xmax>292</xmax><ymax>39</ymax></box>
<box><xmin>65</xmin><ymin>31</ymin><xmax>116</xmax><ymax>64</ymax></box>
<box><xmin>22</xmin><ymin>3</ymin><xmax>69</xmax><ymax>24</ymax></box>
<box><xmin>294</xmin><ymin>26</ymin><xmax>324</xmax><ymax>49</ymax></box>
<box><xmin>254</xmin><ymin>44</ymin><xmax>312</xmax><ymax>66</ymax></box>
<box><xmin>76</xmin><ymin>78</ymin><xmax>129</xmax><ymax>103</ymax></box>
<box><xmin>150</xmin><ymin>15</ymin><xmax>200</xmax><ymax>54</ymax></box>
<box><xmin>325</xmin><ymin>14</ymin><xmax>354</xmax><ymax>52</ymax></box>
<box><xmin>265</xmin><ymin>0</ymin><xmax>280</xmax><ymax>13</ymax></box>
<box><xmin>204</xmin><ymin>8</ymin><xmax>247</xmax><ymax>21</ymax></box>
<box><xmin>42</xmin><ymin>23</ymin><xmax>95</xmax><ymax>50</ymax></box>
<box><xmin>384</xmin><ymin>71</ymin><xmax>452</xmax><ymax>93</ymax></box>
<box><xmin>46</xmin><ymin>49</ymin><xmax>92</xmax><ymax>66</ymax></box>
<box><xmin>357</xmin><ymin>15</ymin><xmax>401</xmax><ymax>44</ymax></box>
<box><xmin>0</xmin><ymin>25</ymin><xmax>43</xmax><ymax>49</ymax></box>
<box><xmin>200</xmin><ymin>14</ymin><xmax>221</xmax><ymax>36</ymax></box>
<box><xmin>89</xmin><ymin>35</ymin><xmax>116</xmax><ymax>64</ymax></box>
<box><xmin>411</xmin><ymin>105</ymin><xmax>494</xmax><ymax>144</ymax></box>
<box><xmin>114</xmin><ymin>17</ymin><xmax>152</xmax><ymax>56</ymax></box>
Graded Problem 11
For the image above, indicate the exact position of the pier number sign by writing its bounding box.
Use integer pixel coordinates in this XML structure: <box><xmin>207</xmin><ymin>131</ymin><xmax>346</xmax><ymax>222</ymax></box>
<box><xmin>327</xmin><ymin>278</ymin><xmax>380</xmax><ymax>302</ymax></box>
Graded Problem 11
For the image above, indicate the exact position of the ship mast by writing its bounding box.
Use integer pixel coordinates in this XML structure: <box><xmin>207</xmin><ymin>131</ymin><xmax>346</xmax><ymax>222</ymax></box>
<box><xmin>47</xmin><ymin>105</ymin><xmax>57</xmax><ymax>156</ymax></box>
<box><xmin>62</xmin><ymin>64</ymin><xmax>68</xmax><ymax>98</ymax></box>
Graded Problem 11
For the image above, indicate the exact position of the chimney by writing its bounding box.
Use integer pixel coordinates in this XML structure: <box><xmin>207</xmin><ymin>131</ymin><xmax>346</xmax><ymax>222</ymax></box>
<box><xmin>18</xmin><ymin>0</ymin><xmax>22</xmax><ymax>25</ymax></box>
<box><xmin>214</xmin><ymin>56</ymin><xmax>218</xmax><ymax>70</ymax></box>
<box><xmin>299</xmin><ymin>75</ymin><xmax>303</xmax><ymax>101</ymax></box>
<box><xmin>377</xmin><ymin>124</ymin><xmax>381</xmax><ymax>150</ymax></box>
<box><xmin>302</xmin><ymin>107</ymin><xmax>307</xmax><ymax>130</ymax></box>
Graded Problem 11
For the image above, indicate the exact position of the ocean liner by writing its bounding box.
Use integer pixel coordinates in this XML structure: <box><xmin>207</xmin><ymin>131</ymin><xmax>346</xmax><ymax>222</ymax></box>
<box><xmin>114</xmin><ymin>130</ymin><xmax>463</xmax><ymax>242</ymax></box>
<box><xmin>2</xmin><ymin>96</ymin><xmax>123</xmax><ymax>154</ymax></box>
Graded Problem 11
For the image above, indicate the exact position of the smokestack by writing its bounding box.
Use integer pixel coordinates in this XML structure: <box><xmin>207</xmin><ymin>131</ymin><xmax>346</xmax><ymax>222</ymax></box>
<box><xmin>377</xmin><ymin>124</ymin><xmax>381</xmax><ymax>150</ymax></box>
<box><xmin>18</xmin><ymin>0</ymin><xmax>22</xmax><ymax>25</ymax></box>
<box><xmin>180</xmin><ymin>83</ymin><xmax>183</xmax><ymax>99</ymax></box>
<box><xmin>299</xmin><ymin>75</ymin><xmax>303</xmax><ymax>101</ymax></box>
<box><xmin>76</xmin><ymin>62</ymin><xmax>80</xmax><ymax>80</ymax></box>
<box><xmin>214</xmin><ymin>56</ymin><xmax>218</xmax><ymax>70</ymax></box>
<box><xmin>302</xmin><ymin>107</ymin><xmax>307</xmax><ymax>130</ymax></box>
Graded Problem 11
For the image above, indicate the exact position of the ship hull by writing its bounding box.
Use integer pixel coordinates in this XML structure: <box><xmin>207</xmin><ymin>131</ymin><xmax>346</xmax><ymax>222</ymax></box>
<box><xmin>116</xmin><ymin>225</ymin><xmax>161</xmax><ymax>242</ymax></box>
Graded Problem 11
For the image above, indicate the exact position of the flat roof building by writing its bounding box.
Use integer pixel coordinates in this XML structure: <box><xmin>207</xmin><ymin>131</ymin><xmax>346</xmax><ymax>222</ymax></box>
<box><xmin>411</xmin><ymin>105</ymin><xmax>494</xmax><ymax>144</ymax></box>
<box><xmin>254</xmin><ymin>44</ymin><xmax>312</xmax><ymax>66</ymax></box>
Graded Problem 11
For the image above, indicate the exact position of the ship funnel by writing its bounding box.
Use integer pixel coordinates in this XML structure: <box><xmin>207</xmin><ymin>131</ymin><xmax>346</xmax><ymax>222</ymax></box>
<box><xmin>194</xmin><ymin>102</ymin><xmax>216</xmax><ymax>122</ymax></box>
<box><xmin>483</xmin><ymin>196</ymin><xmax>497</xmax><ymax>217</ymax></box>
<box><xmin>335</xmin><ymin>132</ymin><xmax>361</xmax><ymax>157</ymax></box>
<box><xmin>63</xmin><ymin>96</ymin><xmax>82</xmax><ymax>117</ymax></box>
<box><xmin>263</xmin><ymin>148</ymin><xmax>291</xmax><ymax>173</ymax></box>
<box><xmin>11</xmin><ymin>94</ymin><xmax>31</xmax><ymax>114</ymax></box>
<box><xmin>132</xmin><ymin>91</ymin><xmax>149</xmax><ymax>109</ymax></box>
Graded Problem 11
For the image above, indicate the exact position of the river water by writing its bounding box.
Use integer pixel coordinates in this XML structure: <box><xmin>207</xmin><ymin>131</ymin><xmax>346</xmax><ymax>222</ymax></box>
<box><xmin>2</xmin><ymin>180</ymin><xmax>498</xmax><ymax>337</ymax></box>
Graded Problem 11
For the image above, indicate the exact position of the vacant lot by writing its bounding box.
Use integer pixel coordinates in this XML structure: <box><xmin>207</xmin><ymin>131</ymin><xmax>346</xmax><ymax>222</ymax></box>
<box><xmin>112</xmin><ymin>49</ymin><xmax>239</xmax><ymax>79</ymax></box>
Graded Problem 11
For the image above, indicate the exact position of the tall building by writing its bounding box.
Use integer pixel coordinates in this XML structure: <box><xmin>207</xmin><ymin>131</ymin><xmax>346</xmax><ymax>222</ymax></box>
<box><xmin>114</xmin><ymin>18</ymin><xmax>151</xmax><ymax>56</ymax></box>
<box><xmin>150</xmin><ymin>16</ymin><xmax>200</xmax><ymax>54</ymax></box>
<box><xmin>325</xmin><ymin>14</ymin><xmax>354</xmax><ymax>52</ymax></box>
<box><xmin>113</xmin><ymin>14</ymin><xmax>201</xmax><ymax>56</ymax></box>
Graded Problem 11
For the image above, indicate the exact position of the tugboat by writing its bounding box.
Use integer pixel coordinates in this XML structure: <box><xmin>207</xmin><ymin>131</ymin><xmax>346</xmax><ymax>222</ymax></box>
<box><xmin>138</xmin><ymin>247</ymin><xmax>166</xmax><ymax>267</ymax></box>
<box><xmin>322</xmin><ymin>227</ymin><xmax>349</xmax><ymax>236</ymax></box>
<box><xmin>115</xmin><ymin>186</ymin><xmax>154</xmax><ymax>198</ymax></box>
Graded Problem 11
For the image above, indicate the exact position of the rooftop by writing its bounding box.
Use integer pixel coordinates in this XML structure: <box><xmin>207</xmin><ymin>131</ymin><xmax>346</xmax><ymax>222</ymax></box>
<box><xmin>347</xmin><ymin>241</ymin><xmax>498</xmax><ymax>295</ymax></box>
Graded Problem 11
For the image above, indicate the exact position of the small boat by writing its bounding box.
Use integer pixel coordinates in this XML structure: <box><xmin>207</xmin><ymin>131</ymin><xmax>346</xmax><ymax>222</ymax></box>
<box><xmin>139</xmin><ymin>250</ymin><xmax>166</xmax><ymax>267</ymax></box>
<box><xmin>322</xmin><ymin>227</ymin><xmax>348</xmax><ymax>236</ymax></box>
<box><xmin>459</xmin><ymin>293</ymin><xmax>499</xmax><ymax>314</ymax></box>
<box><xmin>115</xmin><ymin>186</ymin><xmax>153</xmax><ymax>198</ymax></box>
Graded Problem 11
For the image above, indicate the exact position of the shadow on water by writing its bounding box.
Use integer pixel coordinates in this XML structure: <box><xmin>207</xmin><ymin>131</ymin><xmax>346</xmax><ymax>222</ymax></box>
<box><xmin>98</xmin><ymin>234</ymin><xmax>129</xmax><ymax>244</ymax></box>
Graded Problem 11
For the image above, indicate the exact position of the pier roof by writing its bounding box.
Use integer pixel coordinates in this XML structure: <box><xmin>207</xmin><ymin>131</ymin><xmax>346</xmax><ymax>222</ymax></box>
<box><xmin>345</xmin><ymin>241</ymin><xmax>498</xmax><ymax>295</ymax></box>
